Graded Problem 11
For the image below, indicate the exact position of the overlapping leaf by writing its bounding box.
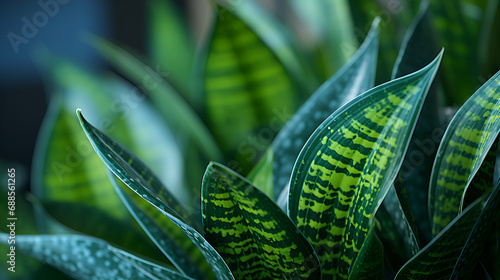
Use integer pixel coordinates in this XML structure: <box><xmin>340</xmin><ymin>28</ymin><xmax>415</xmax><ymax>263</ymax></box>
<box><xmin>397</xmin><ymin>178</ymin><xmax>500</xmax><ymax>279</ymax></box>
<box><xmin>268</xmin><ymin>18</ymin><xmax>380</xmax><ymax>200</ymax></box>
<box><xmin>77</xmin><ymin>110</ymin><xmax>234</xmax><ymax>280</ymax></box>
<box><xmin>202</xmin><ymin>162</ymin><xmax>320</xmax><ymax>280</ymax></box>
<box><xmin>204</xmin><ymin>5</ymin><xmax>298</xmax><ymax>172</ymax></box>
<box><xmin>429</xmin><ymin>71</ymin><xmax>500</xmax><ymax>235</ymax></box>
<box><xmin>288</xmin><ymin>52</ymin><xmax>442</xmax><ymax>279</ymax></box>
<box><xmin>348</xmin><ymin>223</ymin><xmax>384</xmax><ymax>280</ymax></box>
<box><xmin>0</xmin><ymin>234</ymin><xmax>192</xmax><ymax>280</ymax></box>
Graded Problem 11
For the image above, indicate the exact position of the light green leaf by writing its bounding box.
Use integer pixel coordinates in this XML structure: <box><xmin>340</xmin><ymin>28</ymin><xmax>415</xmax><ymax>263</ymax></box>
<box><xmin>289</xmin><ymin>0</ymin><xmax>358</xmax><ymax>78</ymax></box>
<box><xmin>77</xmin><ymin>110</ymin><xmax>234</xmax><ymax>280</ymax></box>
<box><xmin>202</xmin><ymin>162</ymin><xmax>321</xmax><ymax>280</ymax></box>
<box><xmin>0</xmin><ymin>234</ymin><xmax>192</xmax><ymax>280</ymax></box>
<box><xmin>147</xmin><ymin>0</ymin><xmax>194</xmax><ymax>101</ymax></box>
<box><xmin>246</xmin><ymin>148</ymin><xmax>274</xmax><ymax>198</ymax></box>
<box><xmin>269</xmin><ymin>18</ymin><xmax>380</xmax><ymax>200</ymax></box>
<box><xmin>88</xmin><ymin>35</ymin><xmax>222</xmax><ymax>162</ymax></box>
<box><xmin>429</xmin><ymin>70</ymin><xmax>500</xmax><ymax>235</ymax></box>
<box><xmin>204</xmin><ymin>5</ymin><xmax>298</xmax><ymax>172</ymax></box>
<box><xmin>288</xmin><ymin>52</ymin><xmax>442</xmax><ymax>278</ymax></box>
<box><xmin>348</xmin><ymin>223</ymin><xmax>384</xmax><ymax>280</ymax></box>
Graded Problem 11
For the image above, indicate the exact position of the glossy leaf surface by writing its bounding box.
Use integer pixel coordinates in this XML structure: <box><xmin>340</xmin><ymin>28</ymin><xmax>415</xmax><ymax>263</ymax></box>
<box><xmin>202</xmin><ymin>162</ymin><xmax>320</xmax><ymax>280</ymax></box>
<box><xmin>289</xmin><ymin>53</ymin><xmax>442</xmax><ymax>278</ymax></box>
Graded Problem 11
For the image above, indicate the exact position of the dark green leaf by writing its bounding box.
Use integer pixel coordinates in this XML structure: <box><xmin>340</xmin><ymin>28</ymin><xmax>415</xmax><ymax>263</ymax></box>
<box><xmin>270</xmin><ymin>18</ymin><xmax>380</xmax><ymax>200</ymax></box>
<box><xmin>429</xmin><ymin>71</ymin><xmax>500</xmax><ymax>235</ymax></box>
<box><xmin>395</xmin><ymin>198</ymin><xmax>484</xmax><ymax>279</ymax></box>
<box><xmin>1</xmin><ymin>234</ymin><xmax>192</xmax><ymax>280</ymax></box>
<box><xmin>204</xmin><ymin>6</ymin><xmax>298</xmax><ymax>172</ymax></box>
<box><xmin>109</xmin><ymin>172</ymin><xmax>206</xmax><ymax>280</ymax></box>
<box><xmin>77</xmin><ymin>111</ymin><xmax>234</xmax><ymax>280</ymax></box>
<box><xmin>348</xmin><ymin>223</ymin><xmax>384</xmax><ymax>280</ymax></box>
<box><xmin>202</xmin><ymin>162</ymin><xmax>321</xmax><ymax>280</ymax></box>
<box><xmin>288</xmin><ymin>52</ymin><xmax>442</xmax><ymax>279</ymax></box>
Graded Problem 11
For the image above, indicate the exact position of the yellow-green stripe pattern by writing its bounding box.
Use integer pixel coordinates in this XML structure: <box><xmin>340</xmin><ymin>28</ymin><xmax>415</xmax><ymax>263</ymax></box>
<box><xmin>289</xmin><ymin>56</ymin><xmax>440</xmax><ymax>279</ymax></box>
<box><xmin>202</xmin><ymin>163</ymin><xmax>320</xmax><ymax>280</ymax></box>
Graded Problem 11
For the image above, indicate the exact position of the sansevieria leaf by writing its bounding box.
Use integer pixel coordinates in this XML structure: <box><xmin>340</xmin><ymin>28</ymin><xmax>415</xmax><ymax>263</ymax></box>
<box><xmin>289</xmin><ymin>52</ymin><xmax>442</xmax><ymax>279</ymax></box>
<box><xmin>202</xmin><ymin>162</ymin><xmax>321</xmax><ymax>280</ymax></box>
<box><xmin>429</xmin><ymin>70</ymin><xmax>500</xmax><ymax>235</ymax></box>
<box><xmin>204</xmin><ymin>5</ymin><xmax>298</xmax><ymax>172</ymax></box>
<box><xmin>269</xmin><ymin>18</ymin><xmax>380</xmax><ymax>200</ymax></box>
<box><xmin>0</xmin><ymin>234</ymin><xmax>192</xmax><ymax>280</ymax></box>
<box><xmin>77</xmin><ymin>110</ymin><xmax>234</xmax><ymax>280</ymax></box>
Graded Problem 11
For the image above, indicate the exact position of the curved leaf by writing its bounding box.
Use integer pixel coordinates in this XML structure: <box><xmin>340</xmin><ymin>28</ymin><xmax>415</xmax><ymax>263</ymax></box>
<box><xmin>395</xmin><ymin>197</ymin><xmax>484</xmax><ymax>279</ymax></box>
<box><xmin>270</xmin><ymin>18</ymin><xmax>380</xmax><ymax>200</ymax></box>
<box><xmin>348</xmin><ymin>223</ymin><xmax>384</xmax><ymax>280</ymax></box>
<box><xmin>202</xmin><ymin>162</ymin><xmax>321</xmax><ymax>280</ymax></box>
<box><xmin>288</xmin><ymin>52</ymin><xmax>442</xmax><ymax>278</ymax></box>
<box><xmin>77</xmin><ymin>110</ymin><xmax>234</xmax><ymax>280</ymax></box>
<box><xmin>204</xmin><ymin>5</ymin><xmax>298</xmax><ymax>172</ymax></box>
<box><xmin>1</xmin><ymin>234</ymin><xmax>192</xmax><ymax>280</ymax></box>
<box><xmin>246</xmin><ymin>148</ymin><xmax>274</xmax><ymax>198</ymax></box>
<box><xmin>109</xmin><ymin>172</ymin><xmax>206</xmax><ymax>280</ymax></box>
<box><xmin>88</xmin><ymin>35</ymin><xmax>222</xmax><ymax>162</ymax></box>
<box><xmin>429</xmin><ymin>71</ymin><xmax>500</xmax><ymax>235</ymax></box>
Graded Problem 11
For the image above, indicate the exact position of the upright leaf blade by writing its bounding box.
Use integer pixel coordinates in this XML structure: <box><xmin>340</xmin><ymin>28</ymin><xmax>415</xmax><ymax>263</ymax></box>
<box><xmin>202</xmin><ymin>162</ymin><xmax>321</xmax><ymax>280</ymax></box>
<box><xmin>269</xmin><ymin>18</ymin><xmax>380</xmax><ymax>200</ymax></box>
<box><xmin>77</xmin><ymin>111</ymin><xmax>234</xmax><ymax>280</ymax></box>
<box><xmin>289</xmin><ymin>52</ymin><xmax>442</xmax><ymax>278</ymax></box>
<box><xmin>429</xmin><ymin>71</ymin><xmax>500</xmax><ymax>235</ymax></box>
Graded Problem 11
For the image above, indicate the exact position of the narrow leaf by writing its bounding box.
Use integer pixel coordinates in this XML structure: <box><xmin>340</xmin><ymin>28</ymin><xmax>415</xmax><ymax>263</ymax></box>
<box><xmin>348</xmin><ymin>223</ymin><xmax>384</xmax><ymax>280</ymax></box>
<box><xmin>270</xmin><ymin>18</ymin><xmax>380</xmax><ymax>199</ymax></box>
<box><xmin>246</xmin><ymin>149</ymin><xmax>274</xmax><ymax>198</ymax></box>
<box><xmin>202</xmin><ymin>162</ymin><xmax>321</xmax><ymax>280</ymax></box>
<box><xmin>1</xmin><ymin>234</ymin><xmax>192</xmax><ymax>280</ymax></box>
<box><xmin>289</xmin><ymin>52</ymin><xmax>442</xmax><ymax>278</ymax></box>
<box><xmin>204</xmin><ymin>5</ymin><xmax>298</xmax><ymax>172</ymax></box>
<box><xmin>77</xmin><ymin>110</ymin><xmax>234</xmax><ymax>280</ymax></box>
<box><xmin>395</xmin><ymin>197</ymin><xmax>484</xmax><ymax>279</ymax></box>
<box><xmin>429</xmin><ymin>71</ymin><xmax>500</xmax><ymax>235</ymax></box>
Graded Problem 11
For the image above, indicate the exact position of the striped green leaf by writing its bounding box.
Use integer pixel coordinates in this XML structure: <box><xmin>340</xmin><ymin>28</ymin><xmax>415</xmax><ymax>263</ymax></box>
<box><xmin>109</xmin><ymin>172</ymin><xmax>206</xmax><ymax>280</ymax></box>
<box><xmin>88</xmin><ymin>35</ymin><xmax>222</xmax><ymax>162</ymax></box>
<box><xmin>429</xmin><ymin>71</ymin><xmax>500</xmax><ymax>235</ymax></box>
<box><xmin>348</xmin><ymin>223</ymin><xmax>384</xmax><ymax>280</ymax></box>
<box><xmin>202</xmin><ymin>162</ymin><xmax>321</xmax><ymax>280</ymax></box>
<box><xmin>204</xmin><ymin>5</ymin><xmax>298</xmax><ymax>172</ymax></box>
<box><xmin>147</xmin><ymin>0</ymin><xmax>194</xmax><ymax>101</ymax></box>
<box><xmin>397</xmin><ymin>178</ymin><xmax>500</xmax><ymax>279</ymax></box>
<box><xmin>429</xmin><ymin>0</ymin><xmax>480</xmax><ymax>104</ymax></box>
<box><xmin>77</xmin><ymin>111</ymin><xmax>234</xmax><ymax>280</ymax></box>
<box><xmin>219</xmin><ymin>0</ymin><xmax>319</xmax><ymax>93</ymax></box>
<box><xmin>269</xmin><ymin>18</ymin><xmax>380</xmax><ymax>200</ymax></box>
<box><xmin>395</xmin><ymin>197</ymin><xmax>484</xmax><ymax>279</ymax></box>
<box><xmin>289</xmin><ymin>0</ymin><xmax>357</xmax><ymax>79</ymax></box>
<box><xmin>288</xmin><ymin>52</ymin><xmax>442</xmax><ymax>279</ymax></box>
<box><xmin>0</xmin><ymin>234</ymin><xmax>191</xmax><ymax>280</ymax></box>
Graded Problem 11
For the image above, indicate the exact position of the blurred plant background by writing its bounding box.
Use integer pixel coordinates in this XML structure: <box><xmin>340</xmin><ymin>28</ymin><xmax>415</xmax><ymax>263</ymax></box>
<box><xmin>1</xmin><ymin>0</ymin><xmax>500</xmax><ymax>279</ymax></box>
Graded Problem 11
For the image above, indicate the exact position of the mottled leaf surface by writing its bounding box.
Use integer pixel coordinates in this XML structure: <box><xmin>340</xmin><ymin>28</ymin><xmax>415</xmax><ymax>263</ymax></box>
<box><xmin>77</xmin><ymin>111</ymin><xmax>234</xmax><ymax>280</ymax></box>
<box><xmin>348</xmin><ymin>223</ymin><xmax>384</xmax><ymax>280</ymax></box>
<box><xmin>204</xmin><ymin>6</ymin><xmax>297</xmax><ymax>171</ymax></box>
<box><xmin>202</xmin><ymin>162</ymin><xmax>320</xmax><ymax>280</ymax></box>
<box><xmin>0</xmin><ymin>234</ymin><xmax>192</xmax><ymax>280</ymax></box>
<box><xmin>429</xmin><ymin>71</ymin><xmax>500</xmax><ymax>235</ymax></box>
<box><xmin>270</xmin><ymin>19</ymin><xmax>380</xmax><ymax>199</ymax></box>
<box><xmin>289</xmin><ymin>53</ymin><xmax>442</xmax><ymax>279</ymax></box>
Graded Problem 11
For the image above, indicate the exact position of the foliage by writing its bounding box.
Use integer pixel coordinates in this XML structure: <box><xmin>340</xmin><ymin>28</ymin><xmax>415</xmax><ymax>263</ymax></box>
<box><xmin>2</xmin><ymin>0</ymin><xmax>500</xmax><ymax>279</ymax></box>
